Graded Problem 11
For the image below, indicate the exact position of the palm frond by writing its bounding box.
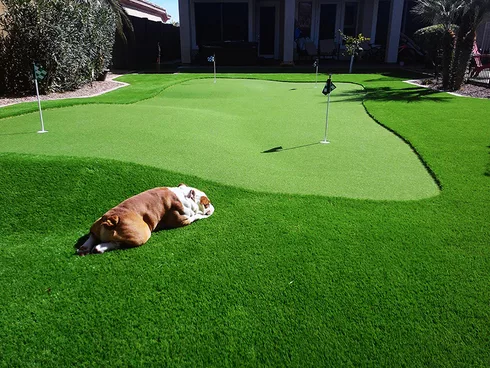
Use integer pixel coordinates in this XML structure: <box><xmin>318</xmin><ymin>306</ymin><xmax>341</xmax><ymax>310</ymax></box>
<box><xmin>104</xmin><ymin>0</ymin><xmax>134</xmax><ymax>42</ymax></box>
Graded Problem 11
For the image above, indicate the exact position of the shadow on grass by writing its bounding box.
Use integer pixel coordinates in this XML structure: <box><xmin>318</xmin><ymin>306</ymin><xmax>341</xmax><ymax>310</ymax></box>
<box><xmin>327</xmin><ymin>85</ymin><xmax>452</xmax><ymax>104</ymax></box>
<box><xmin>262</xmin><ymin>142</ymin><xmax>320</xmax><ymax>153</ymax></box>
<box><xmin>0</xmin><ymin>131</ymin><xmax>39</xmax><ymax>136</ymax></box>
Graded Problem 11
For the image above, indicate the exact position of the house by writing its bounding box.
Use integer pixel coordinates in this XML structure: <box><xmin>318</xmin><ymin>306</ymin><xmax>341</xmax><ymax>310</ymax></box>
<box><xmin>178</xmin><ymin>0</ymin><xmax>421</xmax><ymax>65</ymax></box>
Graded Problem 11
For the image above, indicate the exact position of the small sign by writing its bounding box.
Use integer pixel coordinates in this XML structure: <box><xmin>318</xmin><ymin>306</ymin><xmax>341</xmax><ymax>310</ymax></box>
<box><xmin>207</xmin><ymin>55</ymin><xmax>215</xmax><ymax>63</ymax></box>
<box><xmin>313</xmin><ymin>59</ymin><xmax>318</xmax><ymax>68</ymax></box>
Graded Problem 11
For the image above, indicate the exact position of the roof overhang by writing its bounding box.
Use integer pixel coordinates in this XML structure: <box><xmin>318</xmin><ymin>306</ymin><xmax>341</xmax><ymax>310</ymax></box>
<box><xmin>120</xmin><ymin>0</ymin><xmax>170</xmax><ymax>23</ymax></box>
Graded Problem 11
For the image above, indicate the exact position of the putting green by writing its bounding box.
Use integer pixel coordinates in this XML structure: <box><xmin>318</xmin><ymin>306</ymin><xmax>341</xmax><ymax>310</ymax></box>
<box><xmin>0</xmin><ymin>78</ymin><xmax>439</xmax><ymax>200</ymax></box>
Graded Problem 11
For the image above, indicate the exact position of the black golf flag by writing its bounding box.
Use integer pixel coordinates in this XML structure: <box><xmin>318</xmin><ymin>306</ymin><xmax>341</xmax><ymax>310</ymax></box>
<box><xmin>322</xmin><ymin>76</ymin><xmax>336</xmax><ymax>95</ymax></box>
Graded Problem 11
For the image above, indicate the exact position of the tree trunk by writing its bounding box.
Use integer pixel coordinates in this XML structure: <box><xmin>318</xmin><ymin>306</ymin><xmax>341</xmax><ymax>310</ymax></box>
<box><xmin>451</xmin><ymin>13</ymin><xmax>476</xmax><ymax>90</ymax></box>
<box><xmin>441</xmin><ymin>29</ymin><xmax>455</xmax><ymax>90</ymax></box>
<box><xmin>349</xmin><ymin>55</ymin><xmax>354</xmax><ymax>73</ymax></box>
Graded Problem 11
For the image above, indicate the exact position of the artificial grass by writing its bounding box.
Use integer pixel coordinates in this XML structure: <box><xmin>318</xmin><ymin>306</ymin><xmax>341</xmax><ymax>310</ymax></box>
<box><xmin>0</xmin><ymin>72</ymin><xmax>489</xmax><ymax>367</ymax></box>
<box><xmin>0</xmin><ymin>78</ymin><xmax>438</xmax><ymax>200</ymax></box>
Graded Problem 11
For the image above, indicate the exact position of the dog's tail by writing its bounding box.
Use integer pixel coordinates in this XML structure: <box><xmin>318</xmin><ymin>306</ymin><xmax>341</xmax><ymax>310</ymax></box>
<box><xmin>101</xmin><ymin>215</ymin><xmax>119</xmax><ymax>228</ymax></box>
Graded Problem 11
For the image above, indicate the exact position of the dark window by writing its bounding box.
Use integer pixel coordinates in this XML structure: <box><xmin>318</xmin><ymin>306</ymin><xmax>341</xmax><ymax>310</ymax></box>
<box><xmin>319</xmin><ymin>4</ymin><xmax>337</xmax><ymax>40</ymax></box>
<box><xmin>297</xmin><ymin>2</ymin><xmax>312</xmax><ymax>38</ymax></box>
<box><xmin>195</xmin><ymin>3</ymin><xmax>248</xmax><ymax>44</ymax></box>
<box><xmin>375</xmin><ymin>0</ymin><xmax>391</xmax><ymax>46</ymax></box>
<box><xmin>223</xmin><ymin>3</ymin><xmax>248</xmax><ymax>41</ymax></box>
<box><xmin>343</xmin><ymin>2</ymin><xmax>358</xmax><ymax>37</ymax></box>
<box><xmin>195</xmin><ymin>3</ymin><xmax>222</xmax><ymax>44</ymax></box>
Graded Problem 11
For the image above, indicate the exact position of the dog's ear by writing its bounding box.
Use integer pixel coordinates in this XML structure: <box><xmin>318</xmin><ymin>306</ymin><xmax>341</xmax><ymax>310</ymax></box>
<box><xmin>178</xmin><ymin>183</ymin><xmax>187</xmax><ymax>188</ymax></box>
<box><xmin>200</xmin><ymin>196</ymin><xmax>210</xmax><ymax>207</ymax></box>
<box><xmin>102</xmin><ymin>215</ymin><xmax>119</xmax><ymax>228</ymax></box>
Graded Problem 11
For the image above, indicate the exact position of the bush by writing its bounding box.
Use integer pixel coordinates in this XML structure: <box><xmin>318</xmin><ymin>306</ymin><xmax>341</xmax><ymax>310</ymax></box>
<box><xmin>0</xmin><ymin>0</ymin><xmax>115</xmax><ymax>96</ymax></box>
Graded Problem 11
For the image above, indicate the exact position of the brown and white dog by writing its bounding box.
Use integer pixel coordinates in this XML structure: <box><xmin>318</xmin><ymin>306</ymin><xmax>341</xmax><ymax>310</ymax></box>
<box><xmin>77</xmin><ymin>184</ymin><xmax>214</xmax><ymax>255</ymax></box>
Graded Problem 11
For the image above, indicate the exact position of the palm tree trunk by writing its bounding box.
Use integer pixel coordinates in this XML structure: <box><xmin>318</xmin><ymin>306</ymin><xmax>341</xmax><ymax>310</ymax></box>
<box><xmin>451</xmin><ymin>29</ymin><xmax>475</xmax><ymax>90</ymax></box>
<box><xmin>441</xmin><ymin>29</ymin><xmax>455</xmax><ymax>90</ymax></box>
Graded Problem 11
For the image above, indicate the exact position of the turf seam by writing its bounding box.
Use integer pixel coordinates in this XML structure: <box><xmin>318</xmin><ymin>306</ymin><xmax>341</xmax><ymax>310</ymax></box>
<box><xmin>0</xmin><ymin>77</ymin><xmax>197</xmax><ymax>120</ymax></box>
<box><xmin>360</xmin><ymin>97</ymin><xmax>443</xmax><ymax>192</ymax></box>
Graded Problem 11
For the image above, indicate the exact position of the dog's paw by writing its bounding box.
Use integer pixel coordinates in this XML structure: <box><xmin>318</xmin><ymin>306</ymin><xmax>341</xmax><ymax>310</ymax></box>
<box><xmin>93</xmin><ymin>245</ymin><xmax>105</xmax><ymax>254</ymax></box>
<box><xmin>77</xmin><ymin>247</ymin><xmax>91</xmax><ymax>256</ymax></box>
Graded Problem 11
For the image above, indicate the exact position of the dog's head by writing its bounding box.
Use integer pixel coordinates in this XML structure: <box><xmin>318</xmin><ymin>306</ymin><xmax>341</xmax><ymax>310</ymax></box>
<box><xmin>178</xmin><ymin>183</ymin><xmax>215</xmax><ymax>216</ymax></box>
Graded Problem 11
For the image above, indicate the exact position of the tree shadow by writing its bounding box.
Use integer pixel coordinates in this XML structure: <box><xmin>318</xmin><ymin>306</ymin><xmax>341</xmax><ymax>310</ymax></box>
<box><xmin>326</xmin><ymin>85</ymin><xmax>451</xmax><ymax>104</ymax></box>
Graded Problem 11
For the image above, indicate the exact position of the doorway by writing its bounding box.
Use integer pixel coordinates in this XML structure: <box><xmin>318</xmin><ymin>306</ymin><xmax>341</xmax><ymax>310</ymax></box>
<box><xmin>258</xmin><ymin>3</ymin><xmax>279</xmax><ymax>58</ymax></box>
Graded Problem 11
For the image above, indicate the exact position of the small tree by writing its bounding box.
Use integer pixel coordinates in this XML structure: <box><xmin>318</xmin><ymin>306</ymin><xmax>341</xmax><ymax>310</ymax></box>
<box><xmin>339</xmin><ymin>31</ymin><xmax>370</xmax><ymax>73</ymax></box>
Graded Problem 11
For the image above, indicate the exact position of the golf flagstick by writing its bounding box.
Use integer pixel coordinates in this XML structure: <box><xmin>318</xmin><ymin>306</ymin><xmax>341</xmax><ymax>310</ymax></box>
<box><xmin>321</xmin><ymin>74</ymin><xmax>336</xmax><ymax>144</ymax></box>
<box><xmin>314</xmin><ymin>59</ymin><xmax>319</xmax><ymax>88</ymax></box>
<box><xmin>207</xmin><ymin>55</ymin><xmax>216</xmax><ymax>83</ymax></box>
<box><xmin>33</xmin><ymin>62</ymin><xmax>47</xmax><ymax>133</ymax></box>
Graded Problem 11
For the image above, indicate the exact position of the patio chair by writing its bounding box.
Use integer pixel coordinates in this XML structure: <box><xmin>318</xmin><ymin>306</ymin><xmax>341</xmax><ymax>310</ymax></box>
<box><xmin>304</xmin><ymin>41</ymin><xmax>318</xmax><ymax>59</ymax></box>
<box><xmin>469</xmin><ymin>41</ymin><xmax>490</xmax><ymax>78</ymax></box>
<box><xmin>319</xmin><ymin>39</ymin><xmax>337</xmax><ymax>59</ymax></box>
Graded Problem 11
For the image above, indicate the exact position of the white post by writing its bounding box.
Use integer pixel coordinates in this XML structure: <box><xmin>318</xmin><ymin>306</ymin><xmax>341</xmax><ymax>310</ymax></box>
<box><xmin>315</xmin><ymin>63</ymin><xmax>319</xmax><ymax>88</ymax></box>
<box><xmin>213</xmin><ymin>54</ymin><xmax>216</xmax><ymax>84</ymax></box>
<box><xmin>34</xmin><ymin>73</ymin><xmax>47</xmax><ymax>134</ymax></box>
<box><xmin>321</xmin><ymin>91</ymin><xmax>331</xmax><ymax>144</ymax></box>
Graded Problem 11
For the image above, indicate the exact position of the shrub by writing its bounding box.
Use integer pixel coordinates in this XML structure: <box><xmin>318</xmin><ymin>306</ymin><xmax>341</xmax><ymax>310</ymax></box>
<box><xmin>0</xmin><ymin>0</ymin><xmax>115</xmax><ymax>96</ymax></box>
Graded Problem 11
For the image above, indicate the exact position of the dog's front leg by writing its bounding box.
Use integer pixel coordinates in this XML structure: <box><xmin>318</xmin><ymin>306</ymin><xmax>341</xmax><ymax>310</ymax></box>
<box><xmin>93</xmin><ymin>242</ymin><xmax>121</xmax><ymax>254</ymax></box>
<box><xmin>77</xmin><ymin>234</ymin><xmax>98</xmax><ymax>256</ymax></box>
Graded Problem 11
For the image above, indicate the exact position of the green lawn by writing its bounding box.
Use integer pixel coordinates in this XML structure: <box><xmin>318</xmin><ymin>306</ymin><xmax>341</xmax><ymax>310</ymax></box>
<box><xmin>0</xmin><ymin>78</ymin><xmax>438</xmax><ymax>200</ymax></box>
<box><xmin>0</xmin><ymin>72</ymin><xmax>489</xmax><ymax>367</ymax></box>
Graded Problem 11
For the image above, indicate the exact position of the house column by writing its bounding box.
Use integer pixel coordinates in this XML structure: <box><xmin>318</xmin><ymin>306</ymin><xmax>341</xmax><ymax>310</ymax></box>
<box><xmin>361</xmin><ymin>0</ymin><xmax>379</xmax><ymax>42</ymax></box>
<box><xmin>178</xmin><ymin>0</ymin><xmax>192</xmax><ymax>64</ymax></box>
<box><xmin>283</xmin><ymin>0</ymin><xmax>295</xmax><ymax>64</ymax></box>
<box><xmin>385</xmin><ymin>0</ymin><xmax>404</xmax><ymax>63</ymax></box>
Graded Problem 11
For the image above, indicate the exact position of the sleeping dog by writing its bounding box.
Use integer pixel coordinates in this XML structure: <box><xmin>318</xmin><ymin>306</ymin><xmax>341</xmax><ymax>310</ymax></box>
<box><xmin>77</xmin><ymin>184</ymin><xmax>214</xmax><ymax>255</ymax></box>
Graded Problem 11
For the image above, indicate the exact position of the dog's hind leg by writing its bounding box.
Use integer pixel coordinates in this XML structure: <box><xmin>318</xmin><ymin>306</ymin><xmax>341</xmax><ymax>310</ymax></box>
<box><xmin>77</xmin><ymin>234</ymin><xmax>98</xmax><ymax>256</ymax></box>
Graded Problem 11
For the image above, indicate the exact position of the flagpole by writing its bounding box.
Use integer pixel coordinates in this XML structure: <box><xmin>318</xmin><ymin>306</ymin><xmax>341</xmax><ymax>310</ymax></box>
<box><xmin>320</xmin><ymin>73</ymin><xmax>332</xmax><ymax>144</ymax></box>
<box><xmin>213</xmin><ymin>54</ymin><xmax>216</xmax><ymax>84</ymax></box>
<box><xmin>315</xmin><ymin>60</ymin><xmax>318</xmax><ymax>88</ymax></box>
<box><xmin>33</xmin><ymin>63</ymin><xmax>47</xmax><ymax>134</ymax></box>
<box><xmin>321</xmin><ymin>91</ymin><xmax>330</xmax><ymax>144</ymax></box>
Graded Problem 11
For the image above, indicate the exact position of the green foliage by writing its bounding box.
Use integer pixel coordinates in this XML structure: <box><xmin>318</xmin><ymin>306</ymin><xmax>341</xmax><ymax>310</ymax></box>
<box><xmin>339</xmin><ymin>31</ymin><xmax>370</xmax><ymax>56</ymax></box>
<box><xmin>413</xmin><ymin>24</ymin><xmax>458</xmax><ymax>53</ymax></box>
<box><xmin>0</xmin><ymin>0</ymin><xmax>115</xmax><ymax>96</ymax></box>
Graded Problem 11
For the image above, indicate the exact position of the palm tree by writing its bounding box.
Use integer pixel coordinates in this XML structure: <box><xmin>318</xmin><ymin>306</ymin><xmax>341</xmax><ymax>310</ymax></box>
<box><xmin>451</xmin><ymin>0</ymin><xmax>490</xmax><ymax>90</ymax></box>
<box><xmin>411</xmin><ymin>0</ymin><xmax>465</xmax><ymax>90</ymax></box>
<box><xmin>104</xmin><ymin>0</ymin><xmax>134</xmax><ymax>42</ymax></box>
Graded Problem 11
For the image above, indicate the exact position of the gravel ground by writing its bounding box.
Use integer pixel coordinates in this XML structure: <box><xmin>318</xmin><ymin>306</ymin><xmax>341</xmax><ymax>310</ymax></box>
<box><xmin>410</xmin><ymin>78</ymin><xmax>490</xmax><ymax>99</ymax></box>
<box><xmin>0</xmin><ymin>73</ymin><xmax>127</xmax><ymax>107</ymax></box>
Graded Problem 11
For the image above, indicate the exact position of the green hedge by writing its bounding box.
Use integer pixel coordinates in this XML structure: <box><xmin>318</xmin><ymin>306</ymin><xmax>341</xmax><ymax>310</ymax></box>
<box><xmin>0</xmin><ymin>0</ymin><xmax>115</xmax><ymax>96</ymax></box>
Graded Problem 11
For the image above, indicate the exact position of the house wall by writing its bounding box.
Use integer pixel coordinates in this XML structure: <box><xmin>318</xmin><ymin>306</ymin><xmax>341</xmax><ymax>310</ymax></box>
<box><xmin>476</xmin><ymin>15</ymin><xmax>490</xmax><ymax>53</ymax></box>
<box><xmin>179</xmin><ymin>0</ymin><xmax>406</xmax><ymax>64</ymax></box>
